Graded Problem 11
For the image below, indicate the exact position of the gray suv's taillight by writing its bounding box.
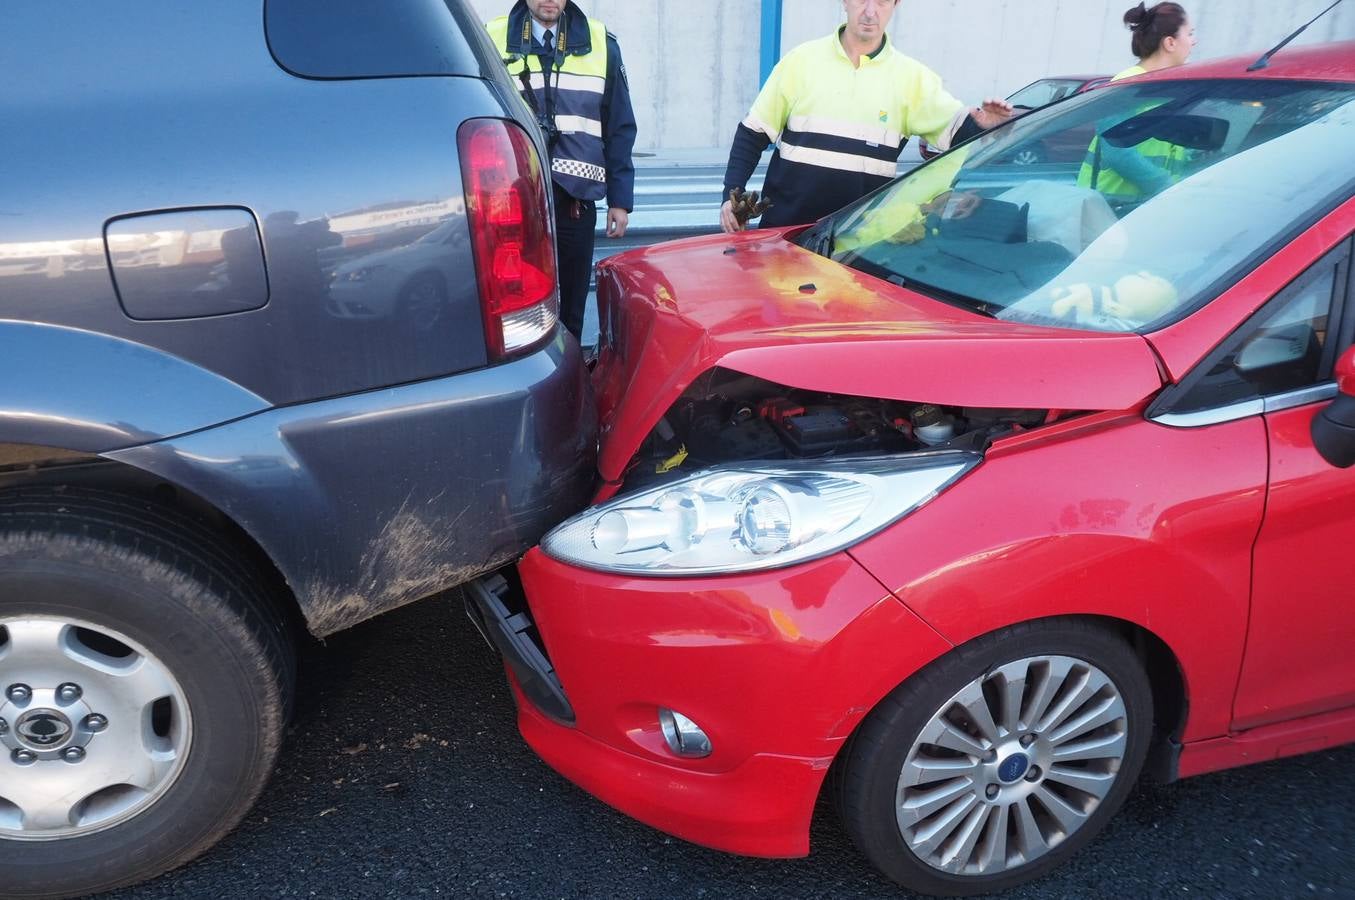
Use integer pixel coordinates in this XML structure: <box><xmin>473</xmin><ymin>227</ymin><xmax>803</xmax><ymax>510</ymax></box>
<box><xmin>458</xmin><ymin>119</ymin><xmax>560</xmax><ymax>361</ymax></box>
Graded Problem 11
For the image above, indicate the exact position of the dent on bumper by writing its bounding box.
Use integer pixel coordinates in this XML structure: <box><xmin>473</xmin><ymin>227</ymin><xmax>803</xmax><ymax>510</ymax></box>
<box><xmin>509</xmin><ymin>547</ymin><xmax>954</xmax><ymax>857</ymax></box>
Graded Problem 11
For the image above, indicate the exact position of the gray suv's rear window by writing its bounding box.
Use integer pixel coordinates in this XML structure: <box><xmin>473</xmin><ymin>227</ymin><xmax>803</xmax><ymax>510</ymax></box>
<box><xmin>266</xmin><ymin>0</ymin><xmax>487</xmax><ymax>79</ymax></box>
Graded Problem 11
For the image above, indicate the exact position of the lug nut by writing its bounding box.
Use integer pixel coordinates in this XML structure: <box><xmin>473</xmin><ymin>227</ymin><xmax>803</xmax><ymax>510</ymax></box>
<box><xmin>6</xmin><ymin>684</ymin><xmax>31</xmax><ymax>703</ymax></box>
<box><xmin>61</xmin><ymin>746</ymin><xmax>86</xmax><ymax>763</ymax></box>
<box><xmin>84</xmin><ymin>714</ymin><xmax>108</xmax><ymax>733</ymax></box>
<box><xmin>1026</xmin><ymin>766</ymin><xmax>1043</xmax><ymax>782</ymax></box>
<box><xmin>1020</xmin><ymin>734</ymin><xmax>1037</xmax><ymax>748</ymax></box>
<box><xmin>985</xmin><ymin>749</ymin><xmax>998</xmax><ymax>763</ymax></box>
<box><xmin>0</xmin><ymin>718</ymin><xmax>8</xmax><ymax>735</ymax></box>
<box><xmin>56</xmin><ymin>683</ymin><xmax>82</xmax><ymax>703</ymax></box>
<box><xmin>12</xmin><ymin>749</ymin><xmax>37</xmax><ymax>765</ymax></box>
<box><xmin>985</xmin><ymin>784</ymin><xmax>1000</xmax><ymax>800</ymax></box>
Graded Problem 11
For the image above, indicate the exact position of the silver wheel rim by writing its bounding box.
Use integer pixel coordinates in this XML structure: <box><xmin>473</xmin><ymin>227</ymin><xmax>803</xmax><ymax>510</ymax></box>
<box><xmin>895</xmin><ymin>655</ymin><xmax>1128</xmax><ymax>876</ymax></box>
<box><xmin>0</xmin><ymin>616</ymin><xmax>193</xmax><ymax>841</ymax></box>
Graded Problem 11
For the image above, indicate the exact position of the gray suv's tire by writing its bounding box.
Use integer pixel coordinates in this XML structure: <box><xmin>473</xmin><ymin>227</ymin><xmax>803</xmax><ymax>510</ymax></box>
<box><xmin>0</xmin><ymin>489</ymin><xmax>293</xmax><ymax>899</ymax></box>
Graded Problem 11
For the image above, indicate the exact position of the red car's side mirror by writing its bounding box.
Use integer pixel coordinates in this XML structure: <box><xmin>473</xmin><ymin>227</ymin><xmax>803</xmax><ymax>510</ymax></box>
<box><xmin>1313</xmin><ymin>345</ymin><xmax>1355</xmax><ymax>468</ymax></box>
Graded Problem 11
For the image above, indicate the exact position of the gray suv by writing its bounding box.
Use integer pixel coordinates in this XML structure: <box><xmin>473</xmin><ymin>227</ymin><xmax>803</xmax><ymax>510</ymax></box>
<box><xmin>0</xmin><ymin>2</ymin><xmax>594</xmax><ymax>895</ymax></box>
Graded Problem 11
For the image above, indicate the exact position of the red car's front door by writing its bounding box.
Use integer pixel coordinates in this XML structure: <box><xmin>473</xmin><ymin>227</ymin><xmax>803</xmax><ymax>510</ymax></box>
<box><xmin>1235</xmin><ymin>239</ymin><xmax>1355</xmax><ymax>730</ymax></box>
<box><xmin>1238</xmin><ymin>399</ymin><xmax>1355</xmax><ymax>729</ymax></box>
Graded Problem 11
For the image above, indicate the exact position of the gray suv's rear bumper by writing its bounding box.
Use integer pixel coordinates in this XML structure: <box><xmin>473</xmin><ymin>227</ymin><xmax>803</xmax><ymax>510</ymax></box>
<box><xmin>110</xmin><ymin>330</ymin><xmax>598</xmax><ymax>636</ymax></box>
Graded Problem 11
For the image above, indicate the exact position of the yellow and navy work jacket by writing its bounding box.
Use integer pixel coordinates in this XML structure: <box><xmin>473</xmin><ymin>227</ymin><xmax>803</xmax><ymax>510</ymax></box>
<box><xmin>724</xmin><ymin>28</ymin><xmax>967</xmax><ymax>228</ymax></box>
<box><xmin>487</xmin><ymin>4</ymin><xmax>635</xmax><ymax>208</ymax></box>
<box><xmin>1077</xmin><ymin>65</ymin><xmax>1190</xmax><ymax>200</ymax></box>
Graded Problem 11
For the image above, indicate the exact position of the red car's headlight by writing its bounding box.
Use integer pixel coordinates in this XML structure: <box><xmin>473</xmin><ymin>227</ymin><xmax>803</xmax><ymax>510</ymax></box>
<box><xmin>541</xmin><ymin>453</ymin><xmax>980</xmax><ymax>576</ymax></box>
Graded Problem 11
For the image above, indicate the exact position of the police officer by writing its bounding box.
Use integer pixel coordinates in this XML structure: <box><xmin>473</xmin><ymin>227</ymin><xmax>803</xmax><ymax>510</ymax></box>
<box><xmin>488</xmin><ymin>0</ymin><xmax>637</xmax><ymax>342</ymax></box>
<box><xmin>721</xmin><ymin>0</ymin><xmax>1013</xmax><ymax>233</ymax></box>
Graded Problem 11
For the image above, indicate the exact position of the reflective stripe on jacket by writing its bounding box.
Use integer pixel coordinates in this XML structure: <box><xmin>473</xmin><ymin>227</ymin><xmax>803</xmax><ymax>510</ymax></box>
<box><xmin>1077</xmin><ymin>64</ymin><xmax>1190</xmax><ymax>199</ymax></box>
<box><xmin>741</xmin><ymin>28</ymin><xmax>966</xmax><ymax>227</ymax></box>
<box><xmin>487</xmin><ymin>14</ymin><xmax>610</xmax><ymax>201</ymax></box>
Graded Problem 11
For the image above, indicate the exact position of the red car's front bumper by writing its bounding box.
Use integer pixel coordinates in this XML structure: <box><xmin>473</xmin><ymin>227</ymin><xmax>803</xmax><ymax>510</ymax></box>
<box><xmin>481</xmin><ymin>548</ymin><xmax>954</xmax><ymax>857</ymax></box>
<box><xmin>514</xmin><ymin>685</ymin><xmax>829</xmax><ymax>857</ymax></box>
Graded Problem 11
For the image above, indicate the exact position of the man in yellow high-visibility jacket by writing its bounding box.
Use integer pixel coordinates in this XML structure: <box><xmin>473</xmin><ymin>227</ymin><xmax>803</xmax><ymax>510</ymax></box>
<box><xmin>720</xmin><ymin>0</ymin><xmax>1013</xmax><ymax>233</ymax></box>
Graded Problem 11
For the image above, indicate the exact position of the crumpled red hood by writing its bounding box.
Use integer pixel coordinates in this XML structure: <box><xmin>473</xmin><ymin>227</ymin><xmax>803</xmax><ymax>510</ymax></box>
<box><xmin>591</xmin><ymin>228</ymin><xmax>1164</xmax><ymax>484</ymax></box>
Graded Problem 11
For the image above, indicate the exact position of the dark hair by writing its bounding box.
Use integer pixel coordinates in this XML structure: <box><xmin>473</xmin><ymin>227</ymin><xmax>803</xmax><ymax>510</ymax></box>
<box><xmin>1123</xmin><ymin>2</ymin><xmax>1188</xmax><ymax>58</ymax></box>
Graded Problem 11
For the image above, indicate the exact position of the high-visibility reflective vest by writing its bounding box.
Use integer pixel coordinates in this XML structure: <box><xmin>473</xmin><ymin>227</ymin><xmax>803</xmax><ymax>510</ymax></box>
<box><xmin>487</xmin><ymin>15</ymin><xmax>610</xmax><ymax>202</ymax></box>
<box><xmin>740</xmin><ymin>29</ymin><xmax>966</xmax><ymax>227</ymax></box>
<box><xmin>1078</xmin><ymin>65</ymin><xmax>1190</xmax><ymax>200</ymax></box>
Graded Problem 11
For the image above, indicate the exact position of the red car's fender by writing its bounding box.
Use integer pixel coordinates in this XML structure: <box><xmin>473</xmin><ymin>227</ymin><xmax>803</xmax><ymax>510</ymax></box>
<box><xmin>849</xmin><ymin>410</ymin><xmax>1269</xmax><ymax>744</ymax></box>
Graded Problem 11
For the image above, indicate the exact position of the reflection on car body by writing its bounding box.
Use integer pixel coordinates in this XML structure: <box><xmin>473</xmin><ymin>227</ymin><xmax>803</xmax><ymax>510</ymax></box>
<box><xmin>328</xmin><ymin>218</ymin><xmax>466</xmax><ymax>329</ymax></box>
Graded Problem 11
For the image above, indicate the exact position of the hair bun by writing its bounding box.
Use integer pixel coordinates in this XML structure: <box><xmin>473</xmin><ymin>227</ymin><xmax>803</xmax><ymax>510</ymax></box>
<box><xmin>1123</xmin><ymin>2</ymin><xmax>1150</xmax><ymax>29</ymax></box>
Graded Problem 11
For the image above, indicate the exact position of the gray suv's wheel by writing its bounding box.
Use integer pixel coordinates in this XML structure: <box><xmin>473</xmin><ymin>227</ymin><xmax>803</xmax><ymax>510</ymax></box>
<box><xmin>0</xmin><ymin>489</ymin><xmax>293</xmax><ymax>899</ymax></box>
<box><xmin>838</xmin><ymin>620</ymin><xmax>1153</xmax><ymax>897</ymax></box>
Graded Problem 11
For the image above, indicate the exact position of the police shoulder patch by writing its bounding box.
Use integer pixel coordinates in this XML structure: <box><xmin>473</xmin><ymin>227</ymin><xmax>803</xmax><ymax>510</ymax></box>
<box><xmin>604</xmin><ymin>31</ymin><xmax>628</xmax><ymax>88</ymax></box>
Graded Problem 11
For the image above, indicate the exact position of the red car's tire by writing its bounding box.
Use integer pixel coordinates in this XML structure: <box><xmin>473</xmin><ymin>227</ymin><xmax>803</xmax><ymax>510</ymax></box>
<box><xmin>838</xmin><ymin>619</ymin><xmax>1154</xmax><ymax>897</ymax></box>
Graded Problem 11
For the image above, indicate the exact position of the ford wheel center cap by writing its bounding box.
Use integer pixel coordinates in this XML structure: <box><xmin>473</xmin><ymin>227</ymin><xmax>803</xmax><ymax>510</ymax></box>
<box><xmin>998</xmin><ymin>753</ymin><xmax>1031</xmax><ymax>784</ymax></box>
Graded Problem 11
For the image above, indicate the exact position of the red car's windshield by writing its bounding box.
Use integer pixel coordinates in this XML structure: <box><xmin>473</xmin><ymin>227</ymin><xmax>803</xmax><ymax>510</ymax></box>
<box><xmin>812</xmin><ymin>79</ymin><xmax>1355</xmax><ymax>334</ymax></box>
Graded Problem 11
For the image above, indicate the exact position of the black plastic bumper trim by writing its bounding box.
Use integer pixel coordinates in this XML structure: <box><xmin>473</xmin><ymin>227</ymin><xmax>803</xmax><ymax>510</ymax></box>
<box><xmin>465</xmin><ymin>573</ymin><xmax>576</xmax><ymax>726</ymax></box>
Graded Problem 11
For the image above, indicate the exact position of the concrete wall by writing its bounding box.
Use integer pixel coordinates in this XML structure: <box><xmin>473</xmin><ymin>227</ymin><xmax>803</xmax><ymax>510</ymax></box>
<box><xmin>468</xmin><ymin>0</ymin><xmax>763</xmax><ymax>153</ymax></box>
<box><xmin>786</xmin><ymin>0</ymin><xmax>1355</xmax><ymax>112</ymax></box>
<box><xmin>467</xmin><ymin>0</ymin><xmax>1354</xmax><ymax>153</ymax></box>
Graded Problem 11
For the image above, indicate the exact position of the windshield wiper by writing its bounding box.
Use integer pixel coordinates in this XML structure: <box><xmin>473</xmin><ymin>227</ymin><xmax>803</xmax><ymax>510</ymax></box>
<box><xmin>799</xmin><ymin>216</ymin><xmax>838</xmax><ymax>259</ymax></box>
<box><xmin>883</xmin><ymin>273</ymin><xmax>999</xmax><ymax>318</ymax></box>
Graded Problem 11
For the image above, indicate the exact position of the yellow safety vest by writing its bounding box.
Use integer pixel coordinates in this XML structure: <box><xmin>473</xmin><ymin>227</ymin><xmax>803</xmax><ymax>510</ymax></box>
<box><xmin>1077</xmin><ymin>65</ymin><xmax>1190</xmax><ymax>200</ymax></box>
<box><xmin>743</xmin><ymin>28</ymin><xmax>966</xmax><ymax>226</ymax></box>
<box><xmin>747</xmin><ymin>29</ymin><xmax>965</xmax><ymax>176</ymax></box>
<box><xmin>487</xmin><ymin>15</ymin><xmax>610</xmax><ymax>201</ymax></box>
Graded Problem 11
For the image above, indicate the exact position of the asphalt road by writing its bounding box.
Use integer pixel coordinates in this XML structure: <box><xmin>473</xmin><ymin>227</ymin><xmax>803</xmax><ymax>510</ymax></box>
<box><xmin>114</xmin><ymin>595</ymin><xmax>1355</xmax><ymax>900</ymax></box>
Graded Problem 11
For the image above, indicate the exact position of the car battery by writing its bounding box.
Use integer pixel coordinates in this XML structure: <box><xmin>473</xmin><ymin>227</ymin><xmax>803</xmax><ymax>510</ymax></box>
<box><xmin>777</xmin><ymin>412</ymin><xmax>857</xmax><ymax>455</ymax></box>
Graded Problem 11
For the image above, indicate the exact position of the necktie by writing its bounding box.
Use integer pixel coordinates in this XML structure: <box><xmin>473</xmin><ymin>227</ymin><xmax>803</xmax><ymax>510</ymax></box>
<box><xmin>542</xmin><ymin>30</ymin><xmax>554</xmax><ymax>54</ymax></box>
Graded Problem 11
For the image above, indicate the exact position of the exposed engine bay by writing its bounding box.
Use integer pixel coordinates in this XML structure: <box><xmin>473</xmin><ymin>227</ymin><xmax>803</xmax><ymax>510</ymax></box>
<box><xmin>622</xmin><ymin>368</ymin><xmax>1071</xmax><ymax>492</ymax></box>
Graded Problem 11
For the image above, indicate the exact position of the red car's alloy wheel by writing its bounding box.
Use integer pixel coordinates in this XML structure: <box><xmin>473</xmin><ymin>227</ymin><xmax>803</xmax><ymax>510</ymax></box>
<box><xmin>839</xmin><ymin>621</ymin><xmax>1153</xmax><ymax>897</ymax></box>
<box><xmin>896</xmin><ymin>654</ymin><xmax>1128</xmax><ymax>874</ymax></box>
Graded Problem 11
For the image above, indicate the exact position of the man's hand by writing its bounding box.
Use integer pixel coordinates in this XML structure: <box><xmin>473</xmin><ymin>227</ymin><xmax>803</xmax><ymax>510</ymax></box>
<box><xmin>971</xmin><ymin>98</ymin><xmax>1015</xmax><ymax>130</ymax></box>
<box><xmin>724</xmin><ymin>188</ymin><xmax>772</xmax><ymax>233</ymax></box>
<box><xmin>606</xmin><ymin>207</ymin><xmax>629</xmax><ymax>238</ymax></box>
<box><xmin>715</xmin><ymin>199</ymin><xmax>747</xmax><ymax>233</ymax></box>
<box><xmin>720</xmin><ymin>200</ymin><xmax>745</xmax><ymax>234</ymax></box>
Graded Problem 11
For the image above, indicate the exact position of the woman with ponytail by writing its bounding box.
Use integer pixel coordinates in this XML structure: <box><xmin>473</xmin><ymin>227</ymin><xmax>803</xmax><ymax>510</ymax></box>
<box><xmin>1117</xmin><ymin>2</ymin><xmax>1197</xmax><ymax>80</ymax></box>
<box><xmin>1077</xmin><ymin>3</ymin><xmax>1199</xmax><ymax>200</ymax></box>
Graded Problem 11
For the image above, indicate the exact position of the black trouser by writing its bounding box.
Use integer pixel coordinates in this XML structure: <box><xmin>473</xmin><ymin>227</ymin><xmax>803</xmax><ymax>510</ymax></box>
<box><xmin>553</xmin><ymin>182</ymin><xmax>597</xmax><ymax>341</ymax></box>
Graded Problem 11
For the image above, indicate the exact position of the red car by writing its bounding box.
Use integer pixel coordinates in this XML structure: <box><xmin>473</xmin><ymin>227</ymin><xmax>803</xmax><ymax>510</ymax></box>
<box><xmin>470</xmin><ymin>43</ymin><xmax>1355</xmax><ymax>895</ymax></box>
